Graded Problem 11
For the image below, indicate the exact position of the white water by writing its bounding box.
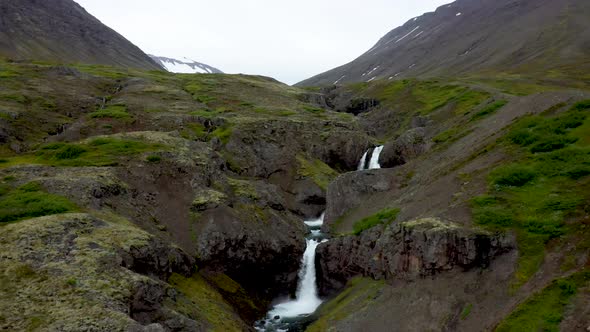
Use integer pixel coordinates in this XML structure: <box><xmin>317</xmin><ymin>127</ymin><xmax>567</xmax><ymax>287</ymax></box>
<box><xmin>357</xmin><ymin>150</ymin><xmax>369</xmax><ymax>170</ymax></box>
<box><xmin>268</xmin><ymin>238</ymin><xmax>323</xmax><ymax>318</ymax></box>
<box><xmin>358</xmin><ymin>145</ymin><xmax>384</xmax><ymax>170</ymax></box>
<box><xmin>368</xmin><ymin>145</ymin><xmax>384</xmax><ymax>169</ymax></box>
<box><xmin>257</xmin><ymin>214</ymin><xmax>326</xmax><ymax>330</ymax></box>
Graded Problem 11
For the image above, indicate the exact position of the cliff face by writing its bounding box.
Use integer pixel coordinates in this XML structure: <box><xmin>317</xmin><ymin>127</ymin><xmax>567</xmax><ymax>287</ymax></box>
<box><xmin>316</xmin><ymin>218</ymin><xmax>514</xmax><ymax>295</ymax></box>
<box><xmin>0</xmin><ymin>0</ymin><xmax>161</xmax><ymax>70</ymax></box>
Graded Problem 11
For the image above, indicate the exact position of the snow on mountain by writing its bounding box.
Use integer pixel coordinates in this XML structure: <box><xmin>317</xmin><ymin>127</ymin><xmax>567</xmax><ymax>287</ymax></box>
<box><xmin>149</xmin><ymin>55</ymin><xmax>223</xmax><ymax>74</ymax></box>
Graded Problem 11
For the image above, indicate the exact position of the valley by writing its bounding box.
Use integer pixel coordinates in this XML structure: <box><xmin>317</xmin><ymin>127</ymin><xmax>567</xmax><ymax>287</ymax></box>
<box><xmin>1</xmin><ymin>0</ymin><xmax>589</xmax><ymax>331</ymax></box>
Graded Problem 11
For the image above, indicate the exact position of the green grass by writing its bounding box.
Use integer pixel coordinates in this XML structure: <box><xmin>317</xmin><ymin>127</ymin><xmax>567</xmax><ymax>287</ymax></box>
<box><xmin>461</xmin><ymin>304</ymin><xmax>473</xmax><ymax>320</ymax></box>
<box><xmin>472</xmin><ymin>100</ymin><xmax>590</xmax><ymax>288</ymax></box>
<box><xmin>0</xmin><ymin>182</ymin><xmax>77</xmax><ymax>223</ymax></box>
<box><xmin>89</xmin><ymin>105</ymin><xmax>131</xmax><ymax>119</ymax></box>
<box><xmin>168</xmin><ymin>273</ymin><xmax>246</xmax><ymax>332</ymax></box>
<box><xmin>296</xmin><ymin>155</ymin><xmax>339</xmax><ymax>190</ymax></box>
<box><xmin>146</xmin><ymin>155</ymin><xmax>161</xmax><ymax>163</ymax></box>
<box><xmin>496</xmin><ymin>270</ymin><xmax>589</xmax><ymax>332</ymax></box>
<box><xmin>352</xmin><ymin>208</ymin><xmax>400</xmax><ymax>235</ymax></box>
<box><xmin>211</xmin><ymin>125</ymin><xmax>233</xmax><ymax>144</ymax></box>
<box><xmin>433</xmin><ymin>128</ymin><xmax>461</xmax><ymax>143</ymax></box>
<box><xmin>23</xmin><ymin>138</ymin><xmax>162</xmax><ymax>167</ymax></box>
<box><xmin>181</xmin><ymin>123</ymin><xmax>208</xmax><ymax>141</ymax></box>
<box><xmin>307</xmin><ymin>277</ymin><xmax>385</xmax><ymax>332</ymax></box>
<box><xmin>471</xmin><ymin>100</ymin><xmax>508</xmax><ymax>121</ymax></box>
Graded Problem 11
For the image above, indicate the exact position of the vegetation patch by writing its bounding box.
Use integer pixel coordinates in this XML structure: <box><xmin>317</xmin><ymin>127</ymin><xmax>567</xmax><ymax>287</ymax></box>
<box><xmin>352</xmin><ymin>207</ymin><xmax>400</xmax><ymax>235</ymax></box>
<box><xmin>472</xmin><ymin>100</ymin><xmax>590</xmax><ymax>288</ymax></box>
<box><xmin>296</xmin><ymin>155</ymin><xmax>339</xmax><ymax>190</ymax></box>
<box><xmin>0</xmin><ymin>182</ymin><xmax>77</xmax><ymax>223</ymax></box>
<box><xmin>168</xmin><ymin>273</ymin><xmax>245</xmax><ymax>332</ymax></box>
<box><xmin>89</xmin><ymin>105</ymin><xmax>131</xmax><ymax>119</ymax></box>
<box><xmin>28</xmin><ymin>138</ymin><xmax>162</xmax><ymax>166</ymax></box>
<box><xmin>307</xmin><ymin>277</ymin><xmax>384</xmax><ymax>332</ymax></box>
<box><xmin>496</xmin><ymin>270</ymin><xmax>589</xmax><ymax>332</ymax></box>
<box><xmin>470</xmin><ymin>100</ymin><xmax>508</xmax><ymax>121</ymax></box>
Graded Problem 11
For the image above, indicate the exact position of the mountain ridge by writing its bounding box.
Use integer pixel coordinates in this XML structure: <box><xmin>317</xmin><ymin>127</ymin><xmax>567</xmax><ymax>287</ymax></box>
<box><xmin>298</xmin><ymin>0</ymin><xmax>590</xmax><ymax>86</ymax></box>
<box><xmin>0</xmin><ymin>0</ymin><xmax>161</xmax><ymax>70</ymax></box>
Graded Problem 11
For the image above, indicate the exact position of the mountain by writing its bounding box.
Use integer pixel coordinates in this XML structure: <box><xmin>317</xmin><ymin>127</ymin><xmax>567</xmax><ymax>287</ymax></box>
<box><xmin>0</xmin><ymin>0</ymin><xmax>161</xmax><ymax>70</ymax></box>
<box><xmin>298</xmin><ymin>0</ymin><xmax>590</xmax><ymax>86</ymax></box>
<box><xmin>149</xmin><ymin>55</ymin><xmax>223</xmax><ymax>74</ymax></box>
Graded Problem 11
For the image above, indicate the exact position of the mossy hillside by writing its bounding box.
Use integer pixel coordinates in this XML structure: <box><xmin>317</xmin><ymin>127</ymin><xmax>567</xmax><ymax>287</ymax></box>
<box><xmin>307</xmin><ymin>277</ymin><xmax>385</xmax><ymax>332</ymax></box>
<box><xmin>471</xmin><ymin>100</ymin><xmax>590</xmax><ymax>288</ymax></box>
<box><xmin>0</xmin><ymin>181</ymin><xmax>77</xmax><ymax>223</ymax></box>
<box><xmin>204</xmin><ymin>272</ymin><xmax>262</xmax><ymax>323</ymax></box>
<box><xmin>167</xmin><ymin>273</ymin><xmax>246</xmax><ymax>332</ymax></box>
<box><xmin>0</xmin><ymin>213</ymin><xmax>157</xmax><ymax>331</ymax></box>
<box><xmin>296</xmin><ymin>155</ymin><xmax>339</xmax><ymax>190</ymax></box>
<box><xmin>89</xmin><ymin>105</ymin><xmax>131</xmax><ymax>120</ymax></box>
<box><xmin>496</xmin><ymin>270</ymin><xmax>590</xmax><ymax>332</ymax></box>
<box><xmin>352</xmin><ymin>207</ymin><xmax>400</xmax><ymax>235</ymax></box>
<box><xmin>1</xmin><ymin>137</ymin><xmax>164</xmax><ymax>168</ymax></box>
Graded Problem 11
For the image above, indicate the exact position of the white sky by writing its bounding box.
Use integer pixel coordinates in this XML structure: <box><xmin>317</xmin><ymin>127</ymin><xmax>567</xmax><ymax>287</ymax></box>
<box><xmin>75</xmin><ymin>0</ymin><xmax>451</xmax><ymax>84</ymax></box>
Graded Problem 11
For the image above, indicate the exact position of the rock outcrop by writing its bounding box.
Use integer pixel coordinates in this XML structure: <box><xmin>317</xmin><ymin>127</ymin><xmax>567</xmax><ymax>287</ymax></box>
<box><xmin>379</xmin><ymin>127</ymin><xmax>430</xmax><ymax>168</ymax></box>
<box><xmin>316</xmin><ymin>218</ymin><xmax>514</xmax><ymax>296</ymax></box>
<box><xmin>323</xmin><ymin>169</ymin><xmax>398</xmax><ymax>231</ymax></box>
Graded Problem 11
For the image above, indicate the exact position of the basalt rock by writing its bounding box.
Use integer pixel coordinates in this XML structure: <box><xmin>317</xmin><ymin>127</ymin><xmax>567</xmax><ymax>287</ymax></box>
<box><xmin>316</xmin><ymin>218</ymin><xmax>514</xmax><ymax>296</ymax></box>
<box><xmin>323</xmin><ymin>169</ymin><xmax>397</xmax><ymax>232</ymax></box>
<box><xmin>194</xmin><ymin>205</ymin><xmax>307</xmax><ymax>303</ymax></box>
<box><xmin>379</xmin><ymin>127</ymin><xmax>431</xmax><ymax>168</ymax></box>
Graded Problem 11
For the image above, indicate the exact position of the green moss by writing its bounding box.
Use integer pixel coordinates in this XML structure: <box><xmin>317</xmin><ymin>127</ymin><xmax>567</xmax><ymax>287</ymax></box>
<box><xmin>497</xmin><ymin>270</ymin><xmax>589</xmax><ymax>332</ymax></box>
<box><xmin>307</xmin><ymin>277</ymin><xmax>384</xmax><ymax>331</ymax></box>
<box><xmin>227</xmin><ymin>178</ymin><xmax>258</xmax><ymax>200</ymax></box>
<box><xmin>89</xmin><ymin>105</ymin><xmax>131</xmax><ymax>119</ymax></box>
<box><xmin>211</xmin><ymin>125</ymin><xmax>233</xmax><ymax>144</ymax></box>
<box><xmin>472</xmin><ymin>100</ymin><xmax>590</xmax><ymax>288</ymax></box>
<box><xmin>146</xmin><ymin>155</ymin><xmax>161</xmax><ymax>163</ymax></box>
<box><xmin>180</xmin><ymin>123</ymin><xmax>208</xmax><ymax>141</ymax></box>
<box><xmin>490</xmin><ymin>164</ymin><xmax>537</xmax><ymax>187</ymax></box>
<box><xmin>461</xmin><ymin>304</ymin><xmax>473</xmax><ymax>320</ymax></box>
<box><xmin>352</xmin><ymin>208</ymin><xmax>400</xmax><ymax>235</ymax></box>
<box><xmin>204</xmin><ymin>273</ymin><xmax>261</xmax><ymax>322</ymax></box>
<box><xmin>0</xmin><ymin>182</ymin><xmax>77</xmax><ymax>223</ymax></box>
<box><xmin>296</xmin><ymin>155</ymin><xmax>339</xmax><ymax>190</ymax></box>
<box><xmin>168</xmin><ymin>273</ymin><xmax>245</xmax><ymax>332</ymax></box>
<box><xmin>28</xmin><ymin>138</ymin><xmax>162</xmax><ymax>166</ymax></box>
<box><xmin>433</xmin><ymin>128</ymin><xmax>462</xmax><ymax>143</ymax></box>
<box><xmin>470</xmin><ymin>100</ymin><xmax>508</xmax><ymax>121</ymax></box>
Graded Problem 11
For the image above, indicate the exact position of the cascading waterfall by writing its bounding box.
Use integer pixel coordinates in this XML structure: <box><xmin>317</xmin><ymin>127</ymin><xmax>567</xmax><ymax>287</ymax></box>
<box><xmin>255</xmin><ymin>213</ymin><xmax>326</xmax><ymax>331</ymax></box>
<box><xmin>358</xmin><ymin>145</ymin><xmax>384</xmax><ymax>170</ymax></box>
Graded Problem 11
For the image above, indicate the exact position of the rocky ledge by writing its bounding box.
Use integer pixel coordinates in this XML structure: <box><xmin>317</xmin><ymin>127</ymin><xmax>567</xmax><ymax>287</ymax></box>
<box><xmin>316</xmin><ymin>218</ymin><xmax>515</xmax><ymax>296</ymax></box>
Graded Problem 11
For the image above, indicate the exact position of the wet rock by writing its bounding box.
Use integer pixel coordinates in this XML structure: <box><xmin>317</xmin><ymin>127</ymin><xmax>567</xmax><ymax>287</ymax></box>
<box><xmin>379</xmin><ymin>127</ymin><xmax>430</xmax><ymax>168</ymax></box>
<box><xmin>316</xmin><ymin>218</ymin><xmax>515</xmax><ymax>296</ymax></box>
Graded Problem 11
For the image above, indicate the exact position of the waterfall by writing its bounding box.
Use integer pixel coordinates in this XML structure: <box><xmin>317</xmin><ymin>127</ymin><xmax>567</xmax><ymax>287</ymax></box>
<box><xmin>268</xmin><ymin>239</ymin><xmax>323</xmax><ymax>318</ymax></box>
<box><xmin>256</xmin><ymin>213</ymin><xmax>326</xmax><ymax>331</ymax></box>
<box><xmin>358</xmin><ymin>145</ymin><xmax>384</xmax><ymax>170</ymax></box>
<box><xmin>368</xmin><ymin>145</ymin><xmax>384</xmax><ymax>169</ymax></box>
<box><xmin>357</xmin><ymin>150</ymin><xmax>368</xmax><ymax>170</ymax></box>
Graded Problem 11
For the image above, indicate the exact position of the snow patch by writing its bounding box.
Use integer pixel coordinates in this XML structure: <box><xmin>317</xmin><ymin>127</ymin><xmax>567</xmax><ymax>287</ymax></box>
<box><xmin>414</xmin><ymin>31</ymin><xmax>424</xmax><ymax>38</ymax></box>
<box><xmin>333</xmin><ymin>75</ymin><xmax>346</xmax><ymax>85</ymax></box>
<box><xmin>396</xmin><ymin>26</ymin><xmax>420</xmax><ymax>43</ymax></box>
<box><xmin>367</xmin><ymin>76</ymin><xmax>377</xmax><ymax>83</ymax></box>
<box><xmin>456</xmin><ymin>12</ymin><xmax>462</xmax><ymax>16</ymax></box>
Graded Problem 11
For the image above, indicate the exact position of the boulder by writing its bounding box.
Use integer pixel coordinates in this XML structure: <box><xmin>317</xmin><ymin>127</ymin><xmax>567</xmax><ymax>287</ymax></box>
<box><xmin>379</xmin><ymin>127</ymin><xmax>430</xmax><ymax>168</ymax></box>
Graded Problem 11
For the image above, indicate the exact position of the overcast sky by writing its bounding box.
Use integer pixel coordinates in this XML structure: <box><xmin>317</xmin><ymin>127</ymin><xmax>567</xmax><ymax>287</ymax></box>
<box><xmin>75</xmin><ymin>0</ymin><xmax>450</xmax><ymax>84</ymax></box>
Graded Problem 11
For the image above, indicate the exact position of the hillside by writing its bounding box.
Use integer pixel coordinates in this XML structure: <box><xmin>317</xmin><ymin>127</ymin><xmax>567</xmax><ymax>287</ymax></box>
<box><xmin>1</xmin><ymin>0</ymin><xmax>589</xmax><ymax>331</ymax></box>
<box><xmin>298</xmin><ymin>0</ymin><xmax>590</xmax><ymax>87</ymax></box>
<box><xmin>0</xmin><ymin>0</ymin><xmax>161</xmax><ymax>70</ymax></box>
